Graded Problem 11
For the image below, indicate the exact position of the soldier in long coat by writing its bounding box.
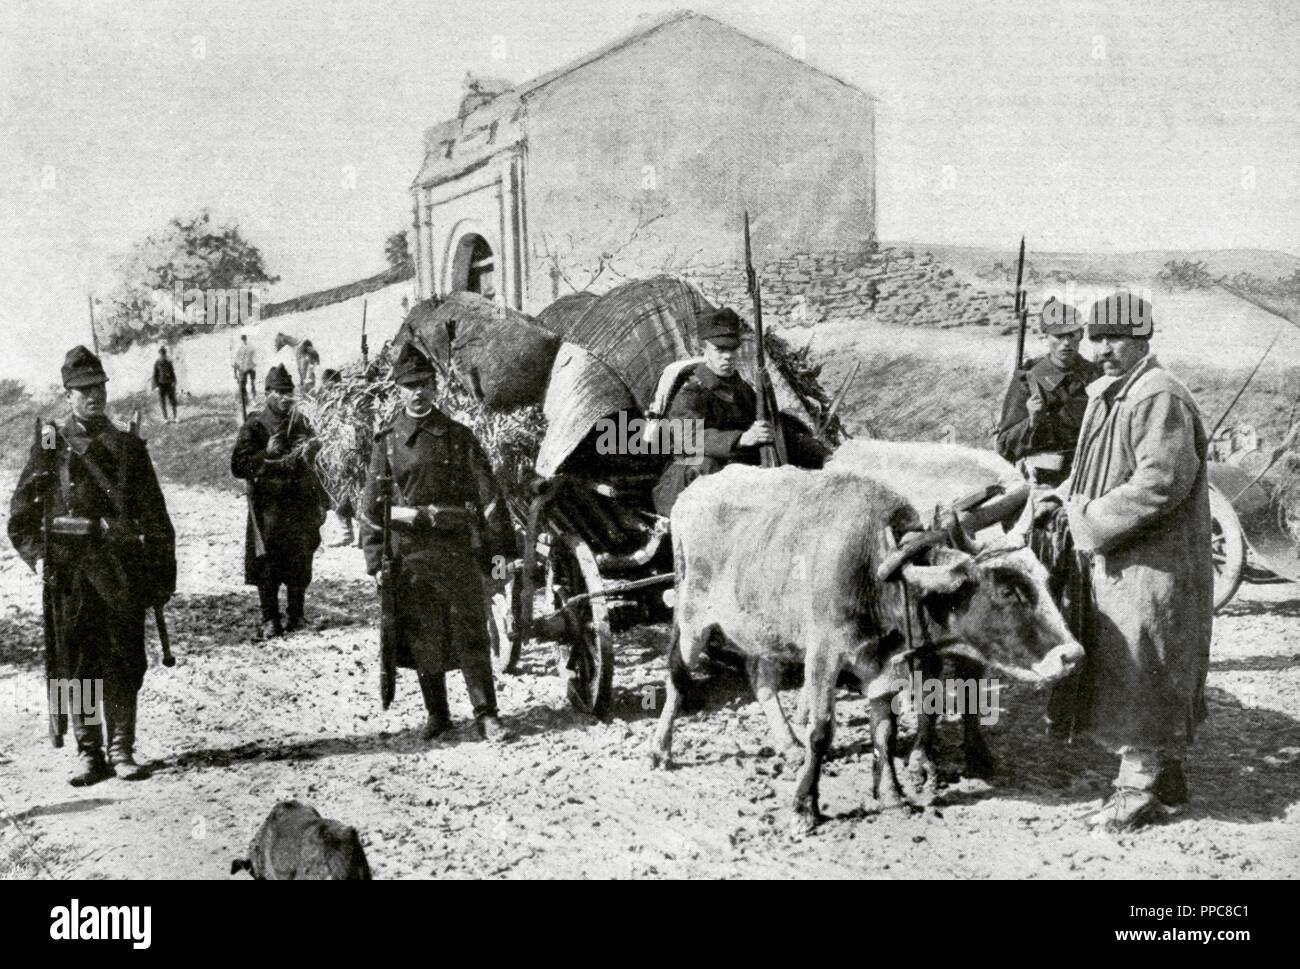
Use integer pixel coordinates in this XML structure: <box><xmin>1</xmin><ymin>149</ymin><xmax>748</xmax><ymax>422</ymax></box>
<box><xmin>1043</xmin><ymin>292</ymin><xmax>1213</xmax><ymax>831</ymax></box>
<box><xmin>652</xmin><ymin>307</ymin><xmax>827</xmax><ymax>515</ymax></box>
<box><xmin>360</xmin><ymin>344</ymin><xmax>517</xmax><ymax>742</ymax></box>
<box><xmin>8</xmin><ymin>346</ymin><xmax>176</xmax><ymax>785</ymax></box>
<box><xmin>996</xmin><ymin>297</ymin><xmax>1102</xmax><ymax>486</ymax></box>
<box><xmin>231</xmin><ymin>364</ymin><xmax>326</xmax><ymax>638</ymax></box>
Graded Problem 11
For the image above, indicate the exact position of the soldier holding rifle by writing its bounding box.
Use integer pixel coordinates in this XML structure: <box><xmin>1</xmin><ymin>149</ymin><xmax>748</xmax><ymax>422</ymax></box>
<box><xmin>7</xmin><ymin>346</ymin><xmax>176</xmax><ymax>786</ymax></box>
<box><xmin>231</xmin><ymin>363</ymin><xmax>327</xmax><ymax>639</ymax></box>
<box><xmin>653</xmin><ymin>215</ymin><xmax>827</xmax><ymax>514</ymax></box>
<box><xmin>996</xmin><ymin>297</ymin><xmax>1101</xmax><ymax>486</ymax></box>
<box><xmin>359</xmin><ymin>343</ymin><xmax>517</xmax><ymax>743</ymax></box>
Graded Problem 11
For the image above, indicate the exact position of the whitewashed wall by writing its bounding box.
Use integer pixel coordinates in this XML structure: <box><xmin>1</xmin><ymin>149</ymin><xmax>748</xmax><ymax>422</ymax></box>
<box><xmin>98</xmin><ymin>279</ymin><xmax>415</xmax><ymax>398</ymax></box>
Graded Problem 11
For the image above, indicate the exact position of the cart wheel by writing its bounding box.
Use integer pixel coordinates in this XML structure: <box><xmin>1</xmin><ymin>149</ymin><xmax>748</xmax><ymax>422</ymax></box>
<box><xmin>487</xmin><ymin>572</ymin><xmax>521</xmax><ymax>674</ymax></box>
<box><xmin>1209</xmin><ymin>486</ymin><xmax>1246</xmax><ymax>613</ymax></box>
<box><xmin>548</xmin><ymin>535</ymin><xmax>614</xmax><ymax>718</ymax></box>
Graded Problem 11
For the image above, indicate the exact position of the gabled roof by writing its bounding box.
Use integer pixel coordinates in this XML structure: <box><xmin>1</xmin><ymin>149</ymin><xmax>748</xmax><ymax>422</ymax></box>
<box><xmin>517</xmin><ymin>9</ymin><xmax>872</xmax><ymax>101</ymax></box>
<box><xmin>412</xmin><ymin>9</ymin><xmax>872</xmax><ymax>191</ymax></box>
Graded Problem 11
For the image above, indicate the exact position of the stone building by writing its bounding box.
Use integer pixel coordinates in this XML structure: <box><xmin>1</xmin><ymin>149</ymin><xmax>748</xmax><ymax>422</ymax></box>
<box><xmin>409</xmin><ymin>9</ymin><xmax>876</xmax><ymax>314</ymax></box>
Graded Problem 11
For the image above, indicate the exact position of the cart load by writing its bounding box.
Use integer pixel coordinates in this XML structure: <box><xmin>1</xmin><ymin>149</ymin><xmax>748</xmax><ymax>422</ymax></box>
<box><xmin>395</xmin><ymin>292</ymin><xmax>561</xmax><ymax>411</ymax></box>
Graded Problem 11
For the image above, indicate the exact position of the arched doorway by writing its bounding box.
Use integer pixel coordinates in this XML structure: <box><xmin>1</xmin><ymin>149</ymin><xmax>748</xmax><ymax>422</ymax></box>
<box><xmin>451</xmin><ymin>233</ymin><xmax>496</xmax><ymax>298</ymax></box>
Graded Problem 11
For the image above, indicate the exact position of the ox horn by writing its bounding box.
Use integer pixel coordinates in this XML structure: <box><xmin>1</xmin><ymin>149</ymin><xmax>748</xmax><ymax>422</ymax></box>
<box><xmin>901</xmin><ymin>559</ymin><xmax>973</xmax><ymax>596</ymax></box>
<box><xmin>876</xmin><ymin>529</ymin><xmax>948</xmax><ymax>583</ymax></box>
<box><xmin>954</xmin><ymin>480</ymin><xmax>1031</xmax><ymax>535</ymax></box>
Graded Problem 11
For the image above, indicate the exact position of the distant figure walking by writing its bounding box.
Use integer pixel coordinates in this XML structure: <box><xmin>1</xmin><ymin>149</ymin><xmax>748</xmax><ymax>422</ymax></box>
<box><xmin>152</xmin><ymin>347</ymin><xmax>179</xmax><ymax>423</ymax></box>
<box><xmin>296</xmin><ymin>339</ymin><xmax>320</xmax><ymax>393</ymax></box>
<box><xmin>233</xmin><ymin>334</ymin><xmax>257</xmax><ymax>412</ymax></box>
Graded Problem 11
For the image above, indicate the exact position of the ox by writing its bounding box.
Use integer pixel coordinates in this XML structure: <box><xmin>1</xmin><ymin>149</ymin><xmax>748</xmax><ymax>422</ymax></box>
<box><xmin>649</xmin><ymin>465</ymin><xmax>1082</xmax><ymax>830</ymax></box>
<box><xmin>828</xmin><ymin>439</ymin><xmax>1039</xmax><ymax>787</ymax></box>
<box><xmin>231</xmin><ymin>800</ymin><xmax>372</xmax><ymax>880</ymax></box>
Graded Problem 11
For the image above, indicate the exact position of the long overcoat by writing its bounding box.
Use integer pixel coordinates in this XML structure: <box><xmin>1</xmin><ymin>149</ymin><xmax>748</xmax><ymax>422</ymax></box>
<box><xmin>231</xmin><ymin>408</ymin><xmax>326</xmax><ymax>587</ymax></box>
<box><xmin>8</xmin><ymin>415</ymin><xmax>176</xmax><ymax>739</ymax></box>
<box><xmin>359</xmin><ymin>408</ymin><xmax>516</xmax><ymax>675</ymax></box>
<box><xmin>1061</xmin><ymin>354</ymin><xmax>1214</xmax><ymax>753</ymax></box>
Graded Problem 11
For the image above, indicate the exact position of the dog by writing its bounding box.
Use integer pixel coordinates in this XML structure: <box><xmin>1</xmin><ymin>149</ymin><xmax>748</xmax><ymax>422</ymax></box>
<box><xmin>230</xmin><ymin>800</ymin><xmax>372</xmax><ymax>880</ymax></box>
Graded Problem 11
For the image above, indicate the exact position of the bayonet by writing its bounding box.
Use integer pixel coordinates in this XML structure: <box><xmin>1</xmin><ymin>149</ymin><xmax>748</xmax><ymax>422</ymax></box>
<box><xmin>743</xmin><ymin>211</ymin><xmax>787</xmax><ymax>467</ymax></box>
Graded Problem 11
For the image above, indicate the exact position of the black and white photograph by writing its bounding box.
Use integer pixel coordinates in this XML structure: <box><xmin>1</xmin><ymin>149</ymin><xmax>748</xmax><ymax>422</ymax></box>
<box><xmin>0</xmin><ymin>0</ymin><xmax>1296</xmax><ymax>909</ymax></box>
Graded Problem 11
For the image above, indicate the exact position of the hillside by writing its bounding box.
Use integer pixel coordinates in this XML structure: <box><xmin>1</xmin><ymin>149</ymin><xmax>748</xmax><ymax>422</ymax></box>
<box><xmin>902</xmin><ymin>244</ymin><xmax>1300</xmax><ymax>289</ymax></box>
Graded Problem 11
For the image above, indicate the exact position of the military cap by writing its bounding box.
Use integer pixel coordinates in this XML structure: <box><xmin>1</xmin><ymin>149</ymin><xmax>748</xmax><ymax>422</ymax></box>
<box><xmin>61</xmin><ymin>345</ymin><xmax>109</xmax><ymax>389</ymax></box>
<box><xmin>1040</xmin><ymin>297</ymin><xmax>1084</xmax><ymax>335</ymax></box>
<box><xmin>265</xmin><ymin>363</ymin><xmax>295</xmax><ymax>393</ymax></box>
<box><xmin>697</xmin><ymin>307</ymin><xmax>742</xmax><ymax>350</ymax></box>
<box><xmin>1088</xmin><ymin>291</ymin><xmax>1154</xmax><ymax>339</ymax></box>
<box><xmin>390</xmin><ymin>342</ymin><xmax>438</xmax><ymax>386</ymax></box>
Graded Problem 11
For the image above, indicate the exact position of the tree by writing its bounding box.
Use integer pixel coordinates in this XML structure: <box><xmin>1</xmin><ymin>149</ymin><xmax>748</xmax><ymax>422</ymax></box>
<box><xmin>1157</xmin><ymin>259</ymin><xmax>1213</xmax><ymax>290</ymax></box>
<box><xmin>101</xmin><ymin>209</ymin><xmax>279</xmax><ymax>351</ymax></box>
<box><xmin>385</xmin><ymin>229</ymin><xmax>413</xmax><ymax>272</ymax></box>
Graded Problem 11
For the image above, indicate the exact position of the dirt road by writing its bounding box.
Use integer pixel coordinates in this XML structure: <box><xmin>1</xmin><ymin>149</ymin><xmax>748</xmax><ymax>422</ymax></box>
<box><xmin>2</xmin><ymin>478</ymin><xmax>1299</xmax><ymax>880</ymax></box>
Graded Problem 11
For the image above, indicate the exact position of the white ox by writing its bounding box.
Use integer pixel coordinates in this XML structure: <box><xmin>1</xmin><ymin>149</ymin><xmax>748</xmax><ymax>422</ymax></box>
<box><xmin>650</xmin><ymin>464</ymin><xmax>1083</xmax><ymax>830</ymax></box>
<box><xmin>828</xmin><ymin>439</ymin><xmax>1043</xmax><ymax>788</ymax></box>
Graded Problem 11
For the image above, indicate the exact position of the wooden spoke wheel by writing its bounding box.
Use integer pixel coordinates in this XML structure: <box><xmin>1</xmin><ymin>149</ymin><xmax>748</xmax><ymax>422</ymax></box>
<box><xmin>1209</xmin><ymin>486</ymin><xmax>1246</xmax><ymax>613</ymax></box>
<box><xmin>546</xmin><ymin>535</ymin><xmax>614</xmax><ymax>718</ymax></box>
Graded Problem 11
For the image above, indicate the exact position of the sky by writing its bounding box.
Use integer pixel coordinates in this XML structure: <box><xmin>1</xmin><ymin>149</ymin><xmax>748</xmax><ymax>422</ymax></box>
<box><xmin>2</xmin><ymin>0</ymin><xmax>1297</xmax><ymax>377</ymax></box>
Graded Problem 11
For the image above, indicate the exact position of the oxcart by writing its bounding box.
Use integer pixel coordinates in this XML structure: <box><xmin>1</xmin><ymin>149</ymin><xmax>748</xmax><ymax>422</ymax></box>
<box><xmin>1206</xmin><ymin>454</ymin><xmax>1300</xmax><ymax>612</ymax></box>
<box><xmin>488</xmin><ymin>276</ymin><xmax>841</xmax><ymax>717</ymax></box>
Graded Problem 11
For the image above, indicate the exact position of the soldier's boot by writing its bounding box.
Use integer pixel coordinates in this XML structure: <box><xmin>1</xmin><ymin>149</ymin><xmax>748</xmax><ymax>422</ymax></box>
<box><xmin>465</xmin><ymin>657</ymin><xmax>513</xmax><ymax>743</ymax></box>
<box><xmin>68</xmin><ymin>715</ymin><xmax>111</xmax><ymax>787</ymax></box>
<box><xmin>1155</xmin><ymin>761</ymin><xmax>1188</xmax><ymax>807</ymax></box>
<box><xmin>106</xmin><ymin>692</ymin><xmax>147</xmax><ymax>781</ymax></box>
<box><xmin>417</xmin><ymin>669</ymin><xmax>452</xmax><ymax>740</ymax></box>
<box><xmin>256</xmin><ymin>582</ymin><xmax>283</xmax><ymax>641</ymax></box>
<box><xmin>284</xmin><ymin>586</ymin><xmax>307</xmax><ymax>633</ymax></box>
<box><xmin>70</xmin><ymin>747</ymin><xmax>112</xmax><ymax>787</ymax></box>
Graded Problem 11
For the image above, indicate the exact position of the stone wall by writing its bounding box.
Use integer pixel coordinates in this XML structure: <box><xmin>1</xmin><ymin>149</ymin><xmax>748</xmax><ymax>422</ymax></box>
<box><xmin>681</xmin><ymin>246</ymin><xmax>1018</xmax><ymax>333</ymax></box>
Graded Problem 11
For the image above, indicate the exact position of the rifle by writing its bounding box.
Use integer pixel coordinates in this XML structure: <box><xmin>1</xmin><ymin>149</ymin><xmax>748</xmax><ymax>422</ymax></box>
<box><xmin>245</xmin><ymin>481</ymin><xmax>266</xmax><ymax>558</ymax></box>
<box><xmin>236</xmin><ymin>402</ymin><xmax>268</xmax><ymax>557</ymax></box>
<box><xmin>1013</xmin><ymin>235</ymin><xmax>1028</xmax><ymax>370</ymax></box>
<box><xmin>817</xmin><ymin>360</ymin><xmax>861</xmax><ymax>440</ymax></box>
<box><xmin>126</xmin><ymin>410</ymin><xmax>175</xmax><ymax>668</ymax></box>
<box><xmin>88</xmin><ymin>295</ymin><xmax>99</xmax><ymax>355</ymax></box>
<box><xmin>360</xmin><ymin>299</ymin><xmax>369</xmax><ymax>372</ymax></box>
<box><xmin>378</xmin><ymin>436</ymin><xmax>401</xmax><ymax>710</ymax></box>
<box><xmin>36</xmin><ymin>419</ymin><xmax>67</xmax><ymax>746</ymax></box>
<box><xmin>231</xmin><ymin>332</ymin><xmax>249</xmax><ymax>422</ymax></box>
<box><xmin>743</xmin><ymin>211</ymin><xmax>787</xmax><ymax>467</ymax></box>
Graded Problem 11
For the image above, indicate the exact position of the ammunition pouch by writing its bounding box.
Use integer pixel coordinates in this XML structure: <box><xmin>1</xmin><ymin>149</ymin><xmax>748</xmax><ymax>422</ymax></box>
<box><xmin>49</xmin><ymin>515</ymin><xmax>102</xmax><ymax>539</ymax></box>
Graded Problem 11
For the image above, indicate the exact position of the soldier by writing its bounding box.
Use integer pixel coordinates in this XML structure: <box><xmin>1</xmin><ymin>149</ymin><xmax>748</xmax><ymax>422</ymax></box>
<box><xmin>996</xmin><ymin>297</ymin><xmax>1102</xmax><ymax>487</ymax></box>
<box><xmin>652</xmin><ymin>306</ymin><xmax>826</xmax><ymax>516</ymax></box>
<box><xmin>151</xmin><ymin>346</ymin><xmax>179</xmax><ymax>424</ymax></box>
<box><xmin>1039</xmin><ymin>292</ymin><xmax>1213</xmax><ymax>831</ymax></box>
<box><xmin>7</xmin><ymin>346</ymin><xmax>176</xmax><ymax>786</ymax></box>
<box><xmin>359</xmin><ymin>343</ymin><xmax>516</xmax><ymax>742</ymax></box>
<box><xmin>231</xmin><ymin>364</ymin><xmax>327</xmax><ymax>639</ymax></box>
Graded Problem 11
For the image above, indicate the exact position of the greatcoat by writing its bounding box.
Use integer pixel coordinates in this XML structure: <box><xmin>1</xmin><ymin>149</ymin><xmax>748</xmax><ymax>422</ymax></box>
<box><xmin>1059</xmin><ymin>354</ymin><xmax>1214</xmax><ymax>753</ymax></box>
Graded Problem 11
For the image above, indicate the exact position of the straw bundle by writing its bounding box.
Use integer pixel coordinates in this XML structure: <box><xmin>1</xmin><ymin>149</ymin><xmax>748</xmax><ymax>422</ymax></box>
<box><xmin>293</xmin><ymin>343</ymin><xmax>545</xmax><ymax>523</ymax></box>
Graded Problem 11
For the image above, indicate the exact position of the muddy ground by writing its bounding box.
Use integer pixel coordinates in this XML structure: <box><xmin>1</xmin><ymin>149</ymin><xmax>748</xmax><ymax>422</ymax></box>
<box><xmin>2</xmin><ymin>432</ymin><xmax>1299</xmax><ymax>878</ymax></box>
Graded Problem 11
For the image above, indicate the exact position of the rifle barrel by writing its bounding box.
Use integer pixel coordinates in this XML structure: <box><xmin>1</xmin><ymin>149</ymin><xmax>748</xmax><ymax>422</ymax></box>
<box><xmin>1013</xmin><ymin>236</ymin><xmax>1026</xmax><ymax>315</ymax></box>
